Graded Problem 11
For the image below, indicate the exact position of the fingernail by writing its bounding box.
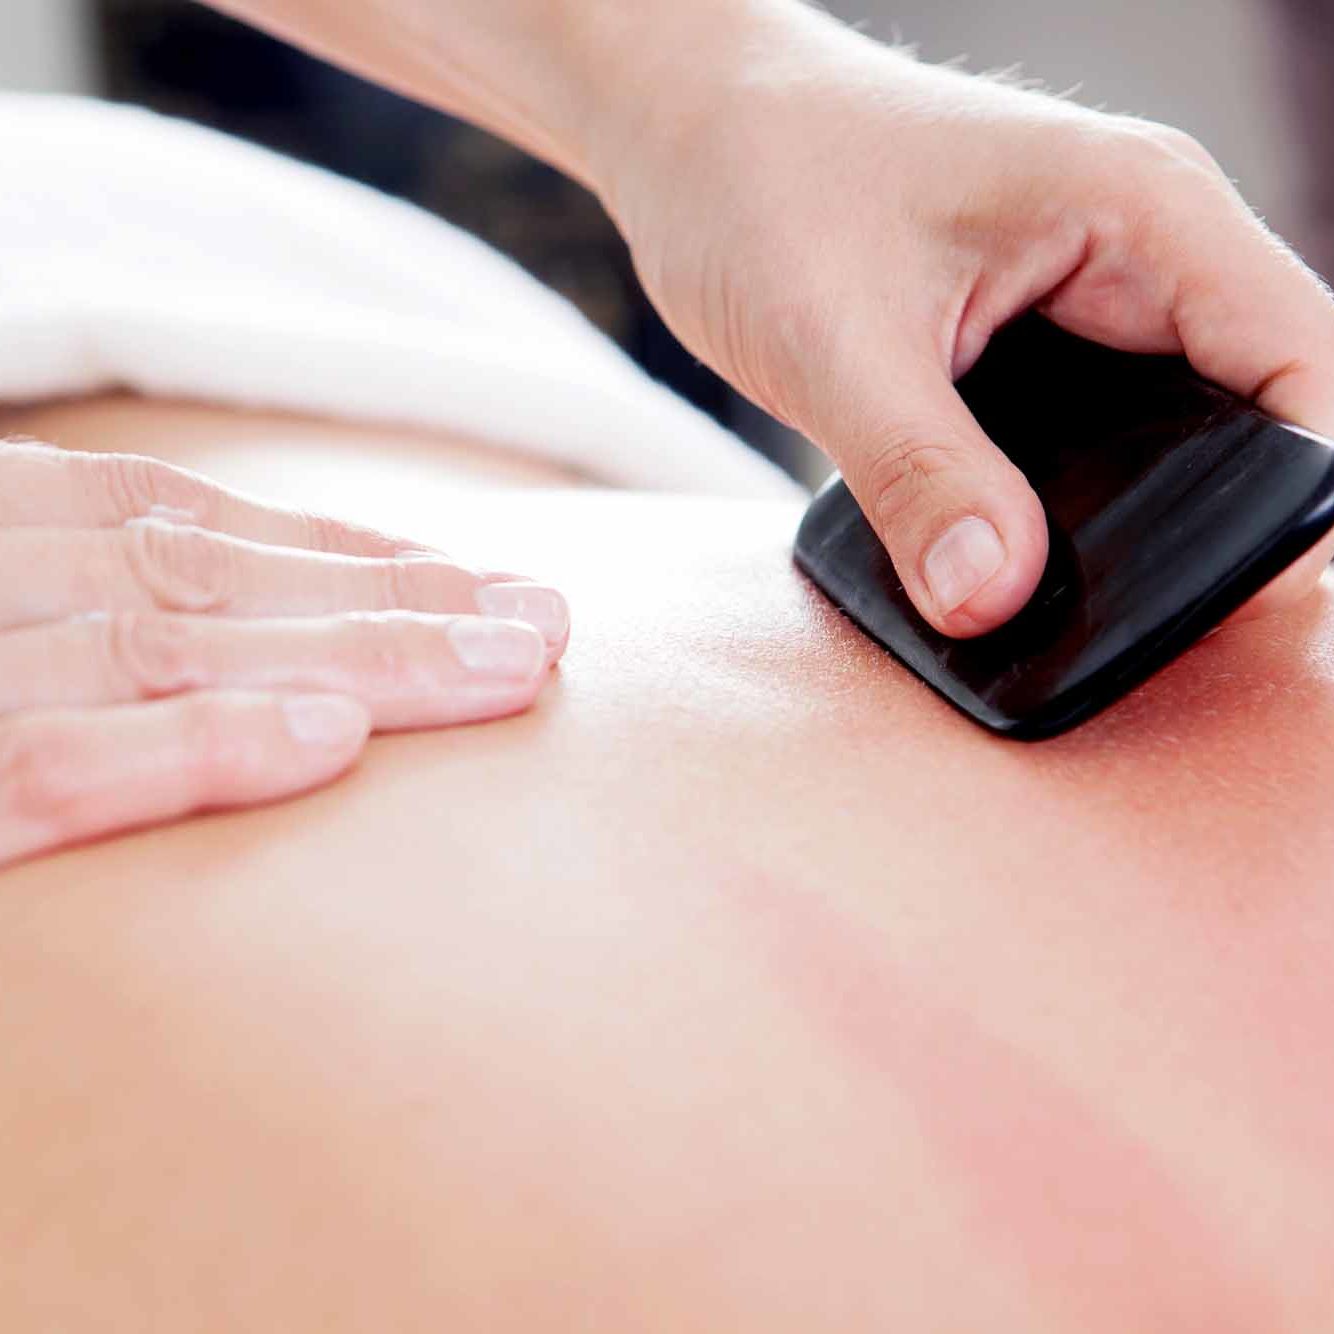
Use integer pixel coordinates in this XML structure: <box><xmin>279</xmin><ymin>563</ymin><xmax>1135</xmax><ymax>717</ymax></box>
<box><xmin>282</xmin><ymin>694</ymin><xmax>369</xmax><ymax>747</ymax></box>
<box><xmin>449</xmin><ymin>618</ymin><xmax>546</xmax><ymax>679</ymax></box>
<box><xmin>923</xmin><ymin>516</ymin><xmax>1006</xmax><ymax>615</ymax></box>
<box><xmin>475</xmin><ymin>582</ymin><xmax>570</xmax><ymax>646</ymax></box>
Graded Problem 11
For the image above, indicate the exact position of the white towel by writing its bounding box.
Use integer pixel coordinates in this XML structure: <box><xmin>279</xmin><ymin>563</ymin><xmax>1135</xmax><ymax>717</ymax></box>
<box><xmin>0</xmin><ymin>94</ymin><xmax>804</xmax><ymax>499</ymax></box>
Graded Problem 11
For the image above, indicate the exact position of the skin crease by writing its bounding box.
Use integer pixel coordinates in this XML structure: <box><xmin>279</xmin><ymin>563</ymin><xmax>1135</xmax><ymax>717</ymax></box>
<box><xmin>1</xmin><ymin>399</ymin><xmax>1334</xmax><ymax>1330</ymax></box>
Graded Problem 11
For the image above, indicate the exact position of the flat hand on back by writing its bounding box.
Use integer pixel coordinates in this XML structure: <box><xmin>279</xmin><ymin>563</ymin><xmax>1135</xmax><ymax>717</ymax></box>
<box><xmin>0</xmin><ymin>441</ymin><xmax>569</xmax><ymax>866</ymax></box>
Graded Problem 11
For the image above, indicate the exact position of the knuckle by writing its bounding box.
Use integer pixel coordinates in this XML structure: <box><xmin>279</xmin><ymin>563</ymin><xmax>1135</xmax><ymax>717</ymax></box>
<box><xmin>1108</xmin><ymin>120</ymin><xmax>1226</xmax><ymax>196</ymax></box>
<box><xmin>179</xmin><ymin>694</ymin><xmax>233</xmax><ymax>780</ymax></box>
<box><xmin>384</xmin><ymin>558</ymin><xmax>420</xmax><ymax>610</ymax></box>
<box><xmin>100</xmin><ymin>452</ymin><xmax>220</xmax><ymax>527</ymax></box>
<box><xmin>1138</xmin><ymin>122</ymin><xmax>1219</xmax><ymax>172</ymax></box>
<box><xmin>124</xmin><ymin>520</ymin><xmax>236</xmax><ymax>613</ymax></box>
<box><xmin>300</xmin><ymin>510</ymin><xmax>355</xmax><ymax>555</ymax></box>
<box><xmin>301</xmin><ymin>510</ymin><xmax>403</xmax><ymax>558</ymax></box>
<box><xmin>0</xmin><ymin>718</ymin><xmax>85</xmax><ymax>830</ymax></box>
<box><xmin>300</xmin><ymin>504</ymin><xmax>402</xmax><ymax>557</ymax></box>
<box><xmin>169</xmin><ymin>694</ymin><xmax>243</xmax><ymax>798</ymax></box>
<box><xmin>862</xmin><ymin>427</ymin><xmax>962</xmax><ymax>534</ymax></box>
<box><xmin>381</xmin><ymin>558</ymin><xmax>456</xmax><ymax>612</ymax></box>
<box><xmin>102</xmin><ymin>612</ymin><xmax>200</xmax><ymax>698</ymax></box>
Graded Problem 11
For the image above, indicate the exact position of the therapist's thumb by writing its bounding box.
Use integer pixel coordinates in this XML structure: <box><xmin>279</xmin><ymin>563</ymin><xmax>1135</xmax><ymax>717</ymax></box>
<box><xmin>827</xmin><ymin>351</ymin><xmax>1049</xmax><ymax>638</ymax></box>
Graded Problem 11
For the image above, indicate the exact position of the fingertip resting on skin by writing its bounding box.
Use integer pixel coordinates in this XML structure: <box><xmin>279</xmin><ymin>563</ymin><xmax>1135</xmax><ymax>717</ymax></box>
<box><xmin>281</xmin><ymin>693</ymin><xmax>373</xmax><ymax>752</ymax></box>
<box><xmin>202</xmin><ymin>691</ymin><xmax>371</xmax><ymax>805</ymax></box>
<box><xmin>475</xmin><ymin>582</ymin><xmax>572</xmax><ymax>661</ymax></box>
<box><xmin>382</xmin><ymin>616</ymin><xmax>553</xmax><ymax>731</ymax></box>
<box><xmin>447</xmin><ymin>617</ymin><xmax>549</xmax><ymax>681</ymax></box>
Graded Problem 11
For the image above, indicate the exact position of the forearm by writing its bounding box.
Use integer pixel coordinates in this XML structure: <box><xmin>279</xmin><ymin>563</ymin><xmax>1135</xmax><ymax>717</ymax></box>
<box><xmin>204</xmin><ymin>0</ymin><xmax>843</xmax><ymax>190</ymax></box>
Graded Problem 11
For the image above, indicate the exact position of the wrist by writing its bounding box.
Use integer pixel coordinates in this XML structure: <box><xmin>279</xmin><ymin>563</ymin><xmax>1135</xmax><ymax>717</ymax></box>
<box><xmin>561</xmin><ymin>0</ymin><xmax>851</xmax><ymax>208</ymax></box>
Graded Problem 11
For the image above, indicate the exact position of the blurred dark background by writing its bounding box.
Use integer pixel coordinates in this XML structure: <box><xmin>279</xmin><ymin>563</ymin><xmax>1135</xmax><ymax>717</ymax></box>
<box><xmin>91</xmin><ymin>0</ymin><xmax>811</xmax><ymax>477</ymax></box>
<box><xmin>4</xmin><ymin>0</ymin><xmax>1329</xmax><ymax>482</ymax></box>
<box><xmin>92</xmin><ymin>0</ymin><xmax>754</xmax><ymax>441</ymax></box>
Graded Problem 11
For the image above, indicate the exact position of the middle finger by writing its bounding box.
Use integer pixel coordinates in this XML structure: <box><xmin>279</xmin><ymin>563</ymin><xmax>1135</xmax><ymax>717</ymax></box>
<box><xmin>0</xmin><ymin>520</ymin><xmax>571</xmax><ymax>654</ymax></box>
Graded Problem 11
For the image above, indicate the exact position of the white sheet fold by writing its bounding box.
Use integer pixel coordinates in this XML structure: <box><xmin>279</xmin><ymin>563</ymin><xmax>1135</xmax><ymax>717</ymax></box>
<box><xmin>0</xmin><ymin>95</ymin><xmax>803</xmax><ymax>499</ymax></box>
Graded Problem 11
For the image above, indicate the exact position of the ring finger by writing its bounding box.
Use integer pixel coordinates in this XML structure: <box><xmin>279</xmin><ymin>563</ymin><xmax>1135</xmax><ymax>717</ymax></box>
<box><xmin>0</xmin><ymin>611</ymin><xmax>553</xmax><ymax>731</ymax></box>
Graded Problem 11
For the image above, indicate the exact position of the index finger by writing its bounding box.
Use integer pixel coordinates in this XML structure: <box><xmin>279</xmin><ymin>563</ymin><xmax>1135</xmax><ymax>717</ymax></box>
<box><xmin>0</xmin><ymin>441</ymin><xmax>437</xmax><ymax>559</ymax></box>
<box><xmin>1169</xmin><ymin>193</ymin><xmax>1334</xmax><ymax>618</ymax></box>
<box><xmin>1045</xmin><ymin>151</ymin><xmax>1334</xmax><ymax>621</ymax></box>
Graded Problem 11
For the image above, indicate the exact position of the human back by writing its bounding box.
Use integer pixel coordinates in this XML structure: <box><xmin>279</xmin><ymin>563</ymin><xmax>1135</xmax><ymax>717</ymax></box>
<box><xmin>2</xmin><ymin>399</ymin><xmax>1333</xmax><ymax>1330</ymax></box>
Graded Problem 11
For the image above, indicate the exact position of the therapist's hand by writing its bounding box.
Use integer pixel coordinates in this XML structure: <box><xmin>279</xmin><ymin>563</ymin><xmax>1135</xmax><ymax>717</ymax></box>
<box><xmin>590</xmin><ymin>5</ymin><xmax>1334</xmax><ymax>636</ymax></box>
<box><xmin>201</xmin><ymin>0</ymin><xmax>1334</xmax><ymax>636</ymax></box>
<box><xmin>0</xmin><ymin>442</ymin><xmax>569</xmax><ymax>867</ymax></box>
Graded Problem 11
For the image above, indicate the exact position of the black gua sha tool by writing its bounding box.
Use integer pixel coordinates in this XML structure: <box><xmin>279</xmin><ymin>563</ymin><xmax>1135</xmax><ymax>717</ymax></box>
<box><xmin>794</xmin><ymin>313</ymin><xmax>1334</xmax><ymax>739</ymax></box>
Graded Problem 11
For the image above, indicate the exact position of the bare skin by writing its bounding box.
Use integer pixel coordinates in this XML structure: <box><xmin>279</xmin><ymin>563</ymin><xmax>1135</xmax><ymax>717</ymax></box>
<box><xmin>0</xmin><ymin>398</ymin><xmax>584</xmax><ymax>862</ymax></box>
<box><xmin>1</xmin><ymin>396</ymin><xmax>1333</xmax><ymax>1331</ymax></box>
<box><xmin>0</xmin><ymin>393</ymin><xmax>588</xmax><ymax>496</ymax></box>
